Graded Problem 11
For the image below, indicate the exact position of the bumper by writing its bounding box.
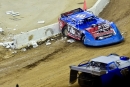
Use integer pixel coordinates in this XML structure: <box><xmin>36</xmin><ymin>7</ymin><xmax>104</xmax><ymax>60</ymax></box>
<box><xmin>84</xmin><ymin>36</ymin><xmax>124</xmax><ymax>46</ymax></box>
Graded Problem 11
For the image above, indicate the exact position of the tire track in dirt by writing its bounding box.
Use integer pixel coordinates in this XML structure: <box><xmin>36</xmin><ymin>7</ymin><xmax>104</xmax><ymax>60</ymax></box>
<box><xmin>0</xmin><ymin>38</ymin><xmax>69</xmax><ymax>78</ymax></box>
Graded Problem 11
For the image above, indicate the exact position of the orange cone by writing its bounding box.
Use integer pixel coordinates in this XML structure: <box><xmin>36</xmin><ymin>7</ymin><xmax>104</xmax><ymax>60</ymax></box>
<box><xmin>83</xmin><ymin>0</ymin><xmax>87</xmax><ymax>11</ymax></box>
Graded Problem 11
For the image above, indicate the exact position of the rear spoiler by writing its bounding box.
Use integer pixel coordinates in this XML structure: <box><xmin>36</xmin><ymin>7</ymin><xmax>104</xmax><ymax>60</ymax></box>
<box><xmin>61</xmin><ymin>8</ymin><xmax>84</xmax><ymax>18</ymax></box>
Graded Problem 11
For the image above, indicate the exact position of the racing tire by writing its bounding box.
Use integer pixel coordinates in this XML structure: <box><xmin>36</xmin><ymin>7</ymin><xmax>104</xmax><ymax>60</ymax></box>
<box><xmin>78</xmin><ymin>73</ymin><xmax>95</xmax><ymax>87</ymax></box>
<box><xmin>62</xmin><ymin>25</ymin><xmax>68</xmax><ymax>37</ymax></box>
<box><xmin>81</xmin><ymin>35</ymin><xmax>85</xmax><ymax>45</ymax></box>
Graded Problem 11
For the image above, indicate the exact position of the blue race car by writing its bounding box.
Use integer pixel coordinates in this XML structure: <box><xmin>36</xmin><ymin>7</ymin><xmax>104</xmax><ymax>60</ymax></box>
<box><xmin>69</xmin><ymin>53</ymin><xmax>130</xmax><ymax>87</ymax></box>
<box><xmin>58</xmin><ymin>8</ymin><xmax>124</xmax><ymax>46</ymax></box>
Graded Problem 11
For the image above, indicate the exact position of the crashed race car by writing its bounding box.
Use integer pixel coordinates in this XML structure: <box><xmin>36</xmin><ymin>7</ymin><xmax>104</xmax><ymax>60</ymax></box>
<box><xmin>69</xmin><ymin>53</ymin><xmax>130</xmax><ymax>87</ymax></box>
<box><xmin>59</xmin><ymin>8</ymin><xmax>124</xmax><ymax>46</ymax></box>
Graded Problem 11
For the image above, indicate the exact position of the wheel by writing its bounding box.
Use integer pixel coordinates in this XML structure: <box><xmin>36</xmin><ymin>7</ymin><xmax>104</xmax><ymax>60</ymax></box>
<box><xmin>78</xmin><ymin>73</ymin><xmax>101</xmax><ymax>87</ymax></box>
<box><xmin>78</xmin><ymin>73</ymin><xmax>93</xmax><ymax>87</ymax></box>
<box><xmin>78</xmin><ymin>73</ymin><xmax>94</xmax><ymax>87</ymax></box>
<box><xmin>81</xmin><ymin>35</ymin><xmax>85</xmax><ymax>44</ymax></box>
<box><xmin>62</xmin><ymin>25</ymin><xmax>68</xmax><ymax>37</ymax></box>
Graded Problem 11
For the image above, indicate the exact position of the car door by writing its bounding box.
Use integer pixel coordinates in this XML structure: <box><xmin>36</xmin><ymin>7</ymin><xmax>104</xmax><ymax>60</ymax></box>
<box><xmin>67</xmin><ymin>25</ymin><xmax>81</xmax><ymax>40</ymax></box>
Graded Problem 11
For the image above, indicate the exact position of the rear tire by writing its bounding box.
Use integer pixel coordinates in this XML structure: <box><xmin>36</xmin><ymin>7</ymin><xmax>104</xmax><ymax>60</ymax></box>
<box><xmin>78</xmin><ymin>73</ymin><xmax>94</xmax><ymax>87</ymax></box>
<box><xmin>78</xmin><ymin>73</ymin><xmax>101</xmax><ymax>87</ymax></box>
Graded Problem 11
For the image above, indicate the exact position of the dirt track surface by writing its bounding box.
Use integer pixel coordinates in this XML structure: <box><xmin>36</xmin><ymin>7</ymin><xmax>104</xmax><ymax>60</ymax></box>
<box><xmin>0</xmin><ymin>0</ymin><xmax>130</xmax><ymax>87</ymax></box>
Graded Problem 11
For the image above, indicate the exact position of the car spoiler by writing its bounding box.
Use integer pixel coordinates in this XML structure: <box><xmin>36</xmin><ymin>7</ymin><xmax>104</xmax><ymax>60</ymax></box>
<box><xmin>69</xmin><ymin>69</ymin><xmax>78</xmax><ymax>84</ymax></box>
<box><xmin>61</xmin><ymin>8</ymin><xmax>84</xmax><ymax>18</ymax></box>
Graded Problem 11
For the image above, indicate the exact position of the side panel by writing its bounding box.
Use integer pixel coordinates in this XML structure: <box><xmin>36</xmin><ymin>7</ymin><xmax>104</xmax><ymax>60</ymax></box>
<box><xmin>101</xmin><ymin>62</ymin><xmax>122</xmax><ymax>87</ymax></box>
<box><xmin>58</xmin><ymin>19</ymin><xmax>66</xmax><ymax>30</ymax></box>
<box><xmin>67</xmin><ymin>25</ymin><xmax>82</xmax><ymax>40</ymax></box>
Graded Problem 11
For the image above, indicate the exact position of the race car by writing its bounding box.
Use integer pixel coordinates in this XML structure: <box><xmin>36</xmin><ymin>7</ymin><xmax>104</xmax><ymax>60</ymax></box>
<box><xmin>58</xmin><ymin>8</ymin><xmax>124</xmax><ymax>46</ymax></box>
<box><xmin>69</xmin><ymin>53</ymin><xmax>130</xmax><ymax>87</ymax></box>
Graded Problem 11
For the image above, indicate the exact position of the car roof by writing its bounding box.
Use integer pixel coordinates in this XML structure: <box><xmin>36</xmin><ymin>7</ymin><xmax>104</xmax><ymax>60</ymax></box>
<box><xmin>69</xmin><ymin>11</ymin><xmax>94</xmax><ymax>22</ymax></box>
<box><xmin>91</xmin><ymin>55</ymin><xmax>120</xmax><ymax>64</ymax></box>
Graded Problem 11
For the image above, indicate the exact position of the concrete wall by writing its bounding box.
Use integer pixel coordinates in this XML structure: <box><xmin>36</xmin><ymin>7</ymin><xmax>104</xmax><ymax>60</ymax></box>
<box><xmin>13</xmin><ymin>0</ymin><xmax>110</xmax><ymax>49</ymax></box>
<box><xmin>88</xmin><ymin>0</ymin><xmax>110</xmax><ymax>16</ymax></box>
<box><xmin>13</xmin><ymin>23</ymin><xmax>60</xmax><ymax>49</ymax></box>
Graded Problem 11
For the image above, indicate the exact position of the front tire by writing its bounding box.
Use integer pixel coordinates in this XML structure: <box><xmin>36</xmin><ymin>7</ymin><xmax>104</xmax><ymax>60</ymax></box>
<box><xmin>81</xmin><ymin>35</ymin><xmax>85</xmax><ymax>45</ymax></box>
<box><xmin>62</xmin><ymin>25</ymin><xmax>68</xmax><ymax>37</ymax></box>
